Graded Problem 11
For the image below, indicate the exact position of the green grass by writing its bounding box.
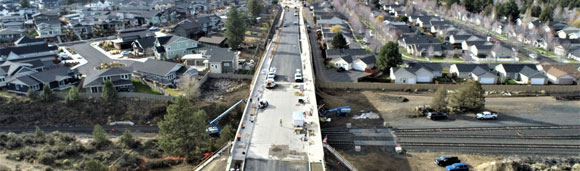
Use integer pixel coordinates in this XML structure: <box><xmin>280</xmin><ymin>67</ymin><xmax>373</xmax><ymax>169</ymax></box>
<box><xmin>506</xmin><ymin>79</ymin><xmax>518</xmax><ymax>85</ymax></box>
<box><xmin>131</xmin><ymin>78</ymin><xmax>163</xmax><ymax>95</ymax></box>
<box><xmin>165</xmin><ymin>88</ymin><xmax>183</xmax><ymax>96</ymax></box>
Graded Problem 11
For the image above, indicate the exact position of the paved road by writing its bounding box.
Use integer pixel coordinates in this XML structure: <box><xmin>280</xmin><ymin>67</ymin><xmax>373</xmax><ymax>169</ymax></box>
<box><xmin>270</xmin><ymin>10</ymin><xmax>303</xmax><ymax>82</ymax></box>
<box><xmin>69</xmin><ymin>42</ymin><xmax>135</xmax><ymax>75</ymax></box>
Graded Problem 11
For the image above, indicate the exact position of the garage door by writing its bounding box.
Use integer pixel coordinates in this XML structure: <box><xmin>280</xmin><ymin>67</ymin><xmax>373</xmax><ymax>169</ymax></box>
<box><xmin>559</xmin><ymin>78</ymin><xmax>574</xmax><ymax>85</ymax></box>
<box><xmin>530</xmin><ymin>78</ymin><xmax>544</xmax><ymax>85</ymax></box>
<box><xmin>353</xmin><ymin>63</ymin><xmax>365</xmax><ymax>71</ymax></box>
<box><xmin>417</xmin><ymin>76</ymin><xmax>431</xmax><ymax>82</ymax></box>
<box><xmin>480</xmin><ymin>77</ymin><xmax>495</xmax><ymax>84</ymax></box>
<box><xmin>407</xmin><ymin>78</ymin><xmax>416</xmax><ymax>84</ymax></box>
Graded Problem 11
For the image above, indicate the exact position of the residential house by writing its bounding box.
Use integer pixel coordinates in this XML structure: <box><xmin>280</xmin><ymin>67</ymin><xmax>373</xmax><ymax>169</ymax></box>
<box><xmin>527</xmin><ymin>20</ymin><xmax>542</xmax><ymax>30</ymax></box>
<box><xmin>6</xmin><ymin>66</ymin><xmax>79</xmax><ymax>94</ymax></box>
<box><xmin>131</xmin><ymin>36</ymin><xmax>157</xmax><ymax>57</ymax></box>
<box><xmin>490</xmin><ymin>45</ymin><xmax>517</xmax><ymax>62</ymax></box>
<box><xmin>39</xmin><ymin>0</ymin><xmax>61</xmax><ymax>9</ymax></box>
<box><xmin>83</xmin><ymin>67</ymin><xmax>134</xmax><ymax>93</ymax></box>
<box><xmin>352</xmin><ymin>55</ymin><xmax>376</xmax><ymax>72</ymax></box>
<box><xmin>448</xmin><ymin>32</ymin><xmax>471</xmax><ymax>48</ymax></box>
<box><xmin>429</xmin><ymin>20</ymin><xmax>452</xmax><ymax>35</ymax></box>
<box><xmin>153</xmin><ymin>35</ymin><xmax>199</xmax><ymax>60</ymax></box>
<box><xmin>554</xmin><ymin>39</ymin><xmax>580</xmax><ymax>57</ymax></box>
<box><xmin>557</xmin><ymin>26</ymin><xmax>580</xmax><ymax>39</ymax></box>
<box><xmin>543</xmin><ymin>22</ymin><xmax>568</xmax><ymax>34</ymax></box>
<box><xmin>398</xmin><ymin>34</ymin><xmax>442</xmax><ymax>57</ymax></box>
<box><xmin>33</xmin><ymin>13</ymin><xmax>62</xmax><ymax>38</ymax></box>
<box><xmin>537</xmin><ymin>63</ymin><xmax>579</xmax><ymax>85</ymax></box>
<box><xmin>0</xmin><ymin>28</ymin><xmax>22</xmax><ymax>42</ymax></box>
<box><xmin>112</xmin><ymin>28</ymin><xmax>155</xmax><ymax>49</ymax></box>
<box><xmin>0</xmin><ymin>43</ymin><xmax>58</xmax><ymax>62</ymax></box>
<box><xmin>494</xmin><ymin>64</ymin><xmax>540</xmax><ymax>82</ymax></box>
<box><xmin>517</xmin><ymin>66</ymin><xmax>548</xmax><ymax>85</ymax></box>
<box><xmin>389</xmin><ymin>63</ymin><xmax>442</xmax><ymax>84</ymax></box>
<box><xmin>461</xmin><ymin>36</ymin><xmax>489</xmax><ymax>51</ymax></box>
<box><xmin>533</xmin><ymin>38</ymin><xmax>548</xmax><ymax>49</ymax></box>
<box><xmin>14</xmin><ymin>36</ymin><xmax>45</xmax><ymax>47</ymax></box>
<box><xmin>469</xmin><ymin>66</ymin><xmax>498</xmax><ymax>84</ymax></box>
<box><xmin>203</xmin><ymin>47</ymin><xmax>239</xmax><ymax>73</ymax></box>
<box><xmin>449</xmin><ymin>64</ymin><xmax>490</xmax><ymax>79</ymax></box>
<box><xmin>171</xmin><ymin>20</ymin><xmax>202</xmax><ymax>39</ymax></box>
<box><xmin>132</xmin><ymin>59</ymin><xmax>184</xmax><ymax>87</ymax></box>
<box><xmin>198</xmin><ymin>35</ymin><xmax>226</xmax><ymax>48</ymax></box>
<box><xmin>330</xmin><ymin>55</ymin><xmax>353</xmax><ymax>70</ymax></box>
<box><xmin>408</xmin><ymin>62</ymin><xmax>443</xmax><ymax>77</ymax></box>
<box><xmin>568</xmin><ymin>48</ymin><xmax>580</xmax><ymax>61</ymax></box>
<box><xmin>0</xmin><ymin>61</ymin><xmax>36</xmax><ymax>87</ymax></box>
<box><xmin>316</xmin><ymin>16</ymin><xmax>345</xmax><ymax>27</ymax></box>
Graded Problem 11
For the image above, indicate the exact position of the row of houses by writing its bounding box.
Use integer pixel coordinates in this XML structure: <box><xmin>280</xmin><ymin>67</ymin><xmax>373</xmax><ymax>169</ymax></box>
<box><xmin>390</xmin><ymin>63</ymin><xmax>580</xmax><ymax>85</ymax></box>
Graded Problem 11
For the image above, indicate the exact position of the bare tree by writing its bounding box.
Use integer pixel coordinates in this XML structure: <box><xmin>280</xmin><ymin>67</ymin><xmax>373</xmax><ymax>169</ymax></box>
<box><xmin>178</xmin><ymin>75</ymin><xmax>201</xmax><ymax>99</ymax></box>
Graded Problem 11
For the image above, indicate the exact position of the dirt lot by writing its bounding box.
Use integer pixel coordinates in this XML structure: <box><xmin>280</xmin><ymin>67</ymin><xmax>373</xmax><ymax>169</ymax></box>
<box><xmin>318</xmin><ymin>89</ymin><xmax>580</xmax><ymax>129</ymax></box>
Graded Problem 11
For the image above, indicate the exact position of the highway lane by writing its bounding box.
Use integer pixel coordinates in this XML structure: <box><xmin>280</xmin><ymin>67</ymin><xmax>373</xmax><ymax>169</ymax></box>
<box><xmin>270</xmin><ymin>10</ymin><xmax>303</xmax><ymax>82</ymax></box>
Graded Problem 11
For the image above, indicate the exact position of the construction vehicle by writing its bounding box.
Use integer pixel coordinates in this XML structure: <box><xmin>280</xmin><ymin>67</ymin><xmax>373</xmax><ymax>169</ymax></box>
<box><xmin>265</xmin><ymin>78</ymin><xmax>276</xmax><ymax>89</ymax></box>
<box><xmin>207</xmin><ymin>99</ymin><xmax>246</xmax><ymax>136</ymax></box>
<box><xmin>320</xmin><ymin>106</ymin><xmax>351</xmax><ymax>116</ymax></box>
<box><xmin>258</xmin><ymin>99</ymin><xmax>269</xmax><ymax>109</ymax></box>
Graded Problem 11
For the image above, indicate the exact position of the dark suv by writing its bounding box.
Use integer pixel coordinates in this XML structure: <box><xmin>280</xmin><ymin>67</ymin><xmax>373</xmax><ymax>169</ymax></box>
<box><xmin>434</xmin><ymin>156</ymin><xmax>461</xmax><ymax>166</ymax></box>
<box><xmin>427</xmin><ymin>112</ymin><xmax>448</xmax><ymax>120</ymax></box>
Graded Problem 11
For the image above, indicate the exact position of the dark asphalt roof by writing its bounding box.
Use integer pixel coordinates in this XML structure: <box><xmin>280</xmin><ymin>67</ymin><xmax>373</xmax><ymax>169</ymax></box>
<box><xmin>134</xmin><ymin>37</ymin><xmax>157</xmax><ymax>49</ymax></box>
<box><xmin>341</xmin><ymin>55</ymin><xmax>353</xmax><ymax>63</ymax></box>
<box><xmin>326</xmin><ymin>49</ymin><xmax>370</xmax><ymax>58</ymax></box>
<box><xmin>157</xmin><ymin>35</ymin><xmax>182</xmax><ymax>45</ymax></box>
<box><xmin>14</xmin><ymin>36</ymin><xmax>44</xmax><ymax>45</ymax></box>
<box><xmin>83</xmin><ymin>67</ymin><xmax>132</xmax><ymax>87</ymax></box>
<box><xmin>132</xmin><ymin>59</ymin><xmax>182</xmax><ymax>76</ymax></box>
<box><xmin>198</xmin><ymin>36</ymin><xmax>226</xmax><ymax>45</ymax></box>
<box><xmin>499</xmin><ymin>64</ymin><xmax>537</xmax><ymax>73</ymax></box>
<box><xmin>204</xmin><ymin>47</ymin><xmax>237</xmax><ymax>62</ymax></box>
<box><xmin>359</xmin><ymin>55</ymin><xmax>376</xmax><ymax>64</ymax></box>
<box><xmin>519</xmin><ymin>66</ymin><xmax>543</xmax><ymax>78</ymax></box>
<box><xmin>155</xmin><ymin>46</ymin><xmax>166</xmax><ymax>53</ymax></box>
<box><xmin>408</xmin><ymin>62</ymin><xmax>442</xmax><ymax>72</ymax></box>
<box><xmin>29</xmin><ymin>66</ymin><xmax>73</xmax><ymax>83</ymax></box>
<box><xmin>453</xmin><ymin>64</ymin><xmax>490</xmax><ymax>72</ymax></box>
<box><xmin>0</xmin><ymin>43</ymin><xmax>57</xmax><ymax>56</ymax></box>
<box><xmin>12</xmin><ymin>75</ymin><xmax>40</xmax><ymax>86</ymax></box>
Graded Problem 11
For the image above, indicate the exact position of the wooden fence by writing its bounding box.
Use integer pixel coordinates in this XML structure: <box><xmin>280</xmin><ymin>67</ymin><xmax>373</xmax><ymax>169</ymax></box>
<box><xmin>207</xmin><ymin>73</ymin><xmax>253</xmax><ymax>80</ymax></box>
<box><xmin>316</xmin><ymin>81</ymin><xmax>580</xmax><ymax>93</ymax></box>
<box><xmin>57</xmin><ymin>92</ymin><xmax>173</xmax><ymax>101</ymax></box>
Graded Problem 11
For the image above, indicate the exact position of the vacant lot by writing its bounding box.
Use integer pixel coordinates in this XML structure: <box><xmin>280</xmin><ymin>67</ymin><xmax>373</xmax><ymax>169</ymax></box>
<box><xmin>318</xmin><ymin>89</ymin><xmax>580</xmax><ymax>129</ymax></box>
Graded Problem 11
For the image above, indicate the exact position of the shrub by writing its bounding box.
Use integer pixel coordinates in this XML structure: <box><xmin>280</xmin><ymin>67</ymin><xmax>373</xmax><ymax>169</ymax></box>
<box><xmin>144</xmin><ymin>159</ymin><xmax>169</xmax><ymax>169</ymax></box>
<box><xmin>6</xmin><ymin>136</ymin><xmax>23</xmax><ymax>150</ymax></box>
<box><xmin>38</xmin><ymin>153</ymin><xmax>56</xmax><ymax>165</ymax></box>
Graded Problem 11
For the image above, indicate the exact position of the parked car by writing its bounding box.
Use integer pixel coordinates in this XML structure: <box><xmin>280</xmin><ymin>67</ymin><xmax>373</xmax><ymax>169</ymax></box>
<box><xmin>446</xmin><ymin>163</ymin><xmax>469</xmax><ymax>171</ymax></box>
<box><xmin>268</xmin><ymin>67</ymin><xmax>277</xmax><ymax>79</ymax></box>
<box><xmin>427</xmin><ymin>112</ymin><xmax>448</xmax><ymax>120</ymax></box>
<box><xmin>529</xmin><ymin>53</ymin><xmax>538</xmax><ymax>59</ymax></box>
<box><xmin>337</xmin><ymin>67</ymin><xmax>346</xmax><ymax>72</ymax></box>
<box><xmin>476</xmin><ymin>111</ymin><xmax>498</xmax><ymax>120</ymax></box>
<box><xmin>295</xmin><ymin>69</ymin><xmax>303</xmax><ymax>82</ymax></box>
<box><xmin>121</xmin><ymin>51</ymin><xmax>132</xmax><ymax>56</ymax></box>
<box><xmin>293</xmin><ymin>21</ymin><xmax>298</xmax><ymax>25</ymax></box>
<box><xmin>294</xmin><ymin>13</ymin><xmax>298</xmax><ymax>16</ymax></box>
<box><xmin>434</xmin><ymin>156</ymin><xmax>461</xmax><ymax>166</ymax></box>
<box><xmin>149</xmin><ymin>26</ymin><xmax>160</xmax><ymax>31</ymax></box>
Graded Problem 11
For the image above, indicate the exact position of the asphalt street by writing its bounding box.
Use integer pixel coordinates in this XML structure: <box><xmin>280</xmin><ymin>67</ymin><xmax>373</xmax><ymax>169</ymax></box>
<box><xmin>69</xmin><ymin>42</ymin><xmax>135</xmax><ymax>75</ymax></box>
<box><xmin>270</xmin><ymin>10</ymin><xmax>303</xmax><ymax>82</ymax></box>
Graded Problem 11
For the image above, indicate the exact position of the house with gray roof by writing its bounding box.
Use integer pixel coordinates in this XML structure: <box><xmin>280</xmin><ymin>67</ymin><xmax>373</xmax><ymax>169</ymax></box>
<box><xmin>132</xmin><ymin>37</ymin><xmax>157</xmax><ymax>57</ymax></box>
<box><xmin>330</xmin><ymin>55</ymin><xmax>354</xmax><ymax>70</ymax></box>
<box><xmin>153</xmin><ymin>34</ymin><xmax>199</xmax><ymax>60</ymax></box>
<box><xmin>0</xmin><ymin>43</ymin><xmax>58</xmax><ymax>62</ymax></box>
<box><xmin>131</xmin><ymin>59</ymin><xmax>184</xmax><ymax>87</ymax></box>
<box><xmin>0</xmin><ymin>28</ymin><xmax>22</xmax><ymax>42</ymax></box>
<box><xmin>352</xmin><ymin>55</ymin><xmax>376</xmax><ymax>71</ymax></box>
<box><xmin>14</xmin><ymin>36</ymin><xmax>45</xmax><ymax>47</ymax></box>
<box><xmin>83</xmin><ymin>67</ymin><xmax>134</xmax><ymax>93</ymax></box>
<box><xmin>203</xmin><ymin>47</ymin><xmax>239</xmax><ymax>73</ymax></box>
<box><xmin>390</xmin><ymin>63</ymin><xmax>442</xmax><ymax>84</ymax></box>
<box><xmin>33</xmin><ymin>13</ymin><xmax>62</xmax><ymax>38</ymax></box>
<box><xmin>198</xmin><ymin>35</ymin><xmax>226</xmax><ymax>48</ymax></box>
<box><xmin>6</xmin><ymin>66</ymin><xmax>79</xmax><ymax>94</ymax></box>
<box><xmin>494</xmin><ymin>64</ymin><xmax>540</xmax><ymax>82</ymax></box>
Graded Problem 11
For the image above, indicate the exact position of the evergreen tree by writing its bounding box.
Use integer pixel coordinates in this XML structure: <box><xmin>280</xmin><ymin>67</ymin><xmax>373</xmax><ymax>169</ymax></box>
<box><xmin>225</xmin><ymin>8</ymin><xmax>247</xmax><ymax>49</ymax></box>
<box><xmin>448</xmin><ymin>81</ymin><xmax>486</xmax><ymax>112</ymax></box>
<box><xmin>92</xmin><ymin>124</ymin><xmax>109</xmax><ymax>149</ymax></box>
<box><xmin>216</xmin><ymin>124</ymin><xmax>235</xmax><ymax>148</ymax></box>
<box><xmin>539</xmin><ymin>5</ymin><xmax>554</xmax><ymax>22</ymax></box>
<box><xmin>84</xmin><ymin>160</ymin><xmax>107</xmax><ymax>171</ymax></box>
<box><xmin>376</xmin><ymin>41</ymin><xmax>402</xmax><ymax>72</ymax></box>
<box><xmin>331</xmin><ymin>33</ymin><xmax>348</xmax><ymax>49</ymax></box>
<box><xmin>26</xmin><ymin>89</ymin><xmax>38</xmax><ymax>100</ymax></box>
<box><xmin>158</xmin><ymin>96</ymin><xmax>209</xmax><ymax>162</ymax></box>
<box><xmin>39</xmin><ymin>85</ymin><xmax>54</xmax><ymax>102</ymax></box>
<box><xmin>118</xmin><ymin>129</ymin><xmax>137</xmax><ymax>149</ymax></box>
<box><xmin>431</xmin><ymin>87</ymin><xmax>448</xmax><ymax>112</ymax></box>
<box><xmin>34</xmin><ymin>126</ymin><xmax>44</xmax><ymax>138</ymax></box>
<box><xmin>101</xmin><ymin>80</ymin><xmax>116</xmax><ymax>102</ymax></box>
<box><xmin>247</xmin><ymin>0</ymin><xmax>263</xmax><ymax>20</ymax></box>
<box><xmin>65</xmin><ymin>85</ymin><xmax>79</xmax><ymax>104</ymax></box>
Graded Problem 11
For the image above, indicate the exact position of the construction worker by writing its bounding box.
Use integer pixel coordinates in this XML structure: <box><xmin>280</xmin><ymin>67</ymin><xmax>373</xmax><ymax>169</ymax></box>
<box><xmin>280</xmin><ymin>119</ymin><xmax>282</xmax><ymax>126</ymax></box>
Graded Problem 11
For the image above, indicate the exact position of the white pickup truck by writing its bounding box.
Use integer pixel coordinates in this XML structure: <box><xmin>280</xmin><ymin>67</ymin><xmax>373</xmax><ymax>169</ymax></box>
<box><xmin>476</xmin><ymin>111</ymin><xmax>498</xmax><ymax>120</ymax></box>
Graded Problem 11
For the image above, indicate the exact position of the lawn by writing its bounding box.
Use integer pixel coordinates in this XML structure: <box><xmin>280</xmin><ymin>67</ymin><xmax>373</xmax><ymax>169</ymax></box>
<box><xmin>131</xmin><ymin>78</ymin><xmax>163</xmax><ymax>95</ymax></box>
<box><xmin>165</xmin><ymin>88</ymin><xmax>183</xmax><ymax>96</ymax></box>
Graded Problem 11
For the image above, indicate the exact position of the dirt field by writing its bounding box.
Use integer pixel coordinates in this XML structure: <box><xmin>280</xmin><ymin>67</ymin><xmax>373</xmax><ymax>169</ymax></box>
<box><xmin>318</xmin><ymin>89</ymin><xmax>580</xmax><ymax>129</ymax></box>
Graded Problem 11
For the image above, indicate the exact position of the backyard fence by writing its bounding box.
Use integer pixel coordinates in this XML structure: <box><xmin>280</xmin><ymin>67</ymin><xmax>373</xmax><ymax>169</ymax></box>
<box><xmin>316</xmin><ymin>81</ymin><xmax>580</xmax><ymax>93</ymax></box>
<box><xmin>57</xmin><ymin>92</ymin><xmax>173</xmax><ymax>101</ymax></box>
<box><xmin>207</xmin><ymin>73</ymin><xmax>253</xmax><ymax>80</ymax></box>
